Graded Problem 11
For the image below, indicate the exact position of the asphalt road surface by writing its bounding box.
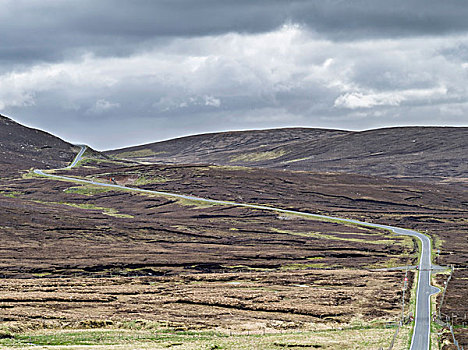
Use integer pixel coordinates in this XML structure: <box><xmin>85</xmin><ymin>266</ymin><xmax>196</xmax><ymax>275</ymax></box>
<box><xmin>34</xmin><ymin>146</ymin><xmax>440</xmax><ymax>350</ymax></box>
<box><xmin>66</xmin><ymin>144</ymin><xmax>87</xmax><ymax>168</ymax></box>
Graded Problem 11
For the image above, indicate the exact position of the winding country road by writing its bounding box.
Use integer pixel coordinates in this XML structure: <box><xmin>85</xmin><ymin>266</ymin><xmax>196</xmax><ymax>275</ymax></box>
<box><xmin>34</xmin><ymin>145</ymin><xmax>440</xmax><ymax>349</ymax></box>
<box><xmin>66</xmin><ymin>144</ymin><xmax>87</xmax><ymax>168</ymax></box>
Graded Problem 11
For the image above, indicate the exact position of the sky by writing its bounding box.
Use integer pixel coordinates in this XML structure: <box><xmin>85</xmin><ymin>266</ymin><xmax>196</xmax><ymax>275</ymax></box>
<box><xmin>1</xmin><ymin>0</ymin><xmax>467</xmax><ymax>150</ymax></box>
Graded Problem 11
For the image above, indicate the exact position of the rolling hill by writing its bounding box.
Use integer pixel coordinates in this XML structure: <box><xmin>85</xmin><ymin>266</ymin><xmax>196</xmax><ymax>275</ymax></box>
<box><xmin>107</xmin><ymin>126</ymin><xmax>468</xmax><ymax>184</ymax></box>
<box><xmin>1</xmin><ymin>115</ymin><xmax>467</xmax><ymax>347</ymax></box>
<box><xmin>0</xmin><ymin>114</ymin><xmax>79</xmax><ymax>177</ymax></box>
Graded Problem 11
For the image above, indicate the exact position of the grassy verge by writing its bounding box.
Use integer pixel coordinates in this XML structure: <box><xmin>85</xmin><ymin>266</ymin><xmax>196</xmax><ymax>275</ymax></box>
<box><xmin>0</xmin><ymin>325</ymin><xmax>412</xmax><ymax>350</ymax></box>
<box><xmin>406</xmin><ymin>268</ymin><xmax>420</xmax><ymax>348</ymax></box>
<box><xmin>430</xmin><ymin>269</ymin><xmax>450</xmax><ymax>349</ymax></box>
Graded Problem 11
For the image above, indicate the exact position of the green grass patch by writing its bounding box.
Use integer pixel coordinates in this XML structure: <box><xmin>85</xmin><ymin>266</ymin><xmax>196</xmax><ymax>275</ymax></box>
<box><xmin>365</xmin><ymin>257</ymin><xmax>407</xmax><ymax>269</ymax></box>
<box><xmin>229</xmin><ymin>150</ymin><xmax>287</xmax><ymax>163</ymax></box>
<box><xmin>64</xmin><ymin>185</ymin><xmax>117</xmax><ymax>196</ymax></box>
<box><xmin>115</xmin><ymin>149</ymin><xmax>165</xmax><ymax>159</ymax></box>
<box><xmin>223</xmin><ymin>264</ymin><xmax>276</xmax><ymax>272</ymax></box>
<box><xmin>31</xmin><ymin>200</ymin><xmax>133</xmax><ymax>218</ymax></box>
<box><xmin>280</xmin><ymin>262</ymin><xmax>328</xmax><ymax>270</ymax></box>
<box><xmin>32</xmin><ymin>272</ymin><xmax>53</xmax><ymax>277</ymax></box>
<box><xmin>270</xmin><ymin>227</ymin><xmax>399</xmax><ymax>246</ymax></box>
<box><xmin>432</xmin><ymin>234</ymin><xmax>444</xmax><ymax>258</ymax></box>
<box><xmin>209</xmin><ymin>165</ymin><xmax>254</xmax><ymax>172</ymax></box>
<box><xmin>407</xmin><ymin>270</ymin><xmax>419</xmax><ymax>348</ymax></box>
<box><xmin>76</xmin><ymin>157</ymin><xmax>130</xmax><ymax>167</ymax></box>
<box><xmin>22</xmin><ymin>170</ymin><xmax>43</xmax><ymax>179</ymax></box>
<box><xmin>281</xmin><ymin>156</ymin><xmax>314</xmax><ymax>164</ymax></box>
<box><xmin>0</xmin><ymin>190</ymin><xmax>24</xmax><ymax>198</ymax></box>
<box><xmin>173</xmin><ymin>197</ymin><xmax>220</xmax><ymax>209</ymax></box>
<box><xmin>0</xmin><ymin>326</ymin><xmax>412</xmax><ymax>349</ymax></box>
<box><xmin>135</xmin><ymin>175</ymin><xmax>170</xmax><ymax>185</ymax></box>
<box><xmin>2</xmin><ymin>330</ymin><xmax>156</xmax><ymax>346</ymax></box>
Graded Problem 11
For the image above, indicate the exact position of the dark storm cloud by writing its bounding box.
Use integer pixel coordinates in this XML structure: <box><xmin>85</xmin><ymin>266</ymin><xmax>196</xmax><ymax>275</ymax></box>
<box><xmin>2</xmin><ymin>0</ymin><xmax>468</xmax><ymax>68</ymax></box>
<box><xmin>0</xmin><ymin>0</ymin><xmax>285</xmax><ymax>67</ymax></box>
<box><xmin>294</xmin><ymin>0</ymin><xmax>468</xmax><ymax>38</ymax></box>
<box><xmin>1</xmin><ymin>1</ymin><xmax>467</xmax><ymax>149</ymax></box>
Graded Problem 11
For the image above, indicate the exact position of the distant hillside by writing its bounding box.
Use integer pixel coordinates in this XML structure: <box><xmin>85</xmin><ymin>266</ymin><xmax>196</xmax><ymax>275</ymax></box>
<box><xmin>106</xmin><ymin>128</ymin><xmax>348</xmax><ymax>163</ymax></box>
<box><xmin>107</xmin><ymin>126</ymin><xmax>468</xmax><ymax>183</ymax></box>
<box><xmin>0</xmin><ymin>114</ymin><xmax>78</xmax><ymax>177</ymax></box>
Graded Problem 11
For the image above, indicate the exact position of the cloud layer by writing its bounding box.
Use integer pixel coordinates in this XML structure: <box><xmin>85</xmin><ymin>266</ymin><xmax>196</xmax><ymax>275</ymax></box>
<box><xmin>0</xmin><ymin>1</ymin><xmax>467</xmax><ymax>149</ymax></box>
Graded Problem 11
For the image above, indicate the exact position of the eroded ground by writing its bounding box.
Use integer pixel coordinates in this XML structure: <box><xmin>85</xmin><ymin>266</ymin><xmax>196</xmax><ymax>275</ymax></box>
<box><xmin>65</xmin><ymin>160</ymin><xmax>468</xmax><ymax>348</ymax></box>
<box><xmin>0</xmin><ymin>159</ymin><xmax>466</xmax><ymax>348</ymax></box>
<box><xmin>0</xmin><ymin>270</ymin><xmax>409</xmax><ymax>328</ymax></box>
<box><xmin>0</xmin><ymin>175</ymin><xmax>416</xmax><ymax>277</ymax></box>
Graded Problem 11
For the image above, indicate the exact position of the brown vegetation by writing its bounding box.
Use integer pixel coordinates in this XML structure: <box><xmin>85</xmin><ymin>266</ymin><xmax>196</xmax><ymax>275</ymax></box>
<box><xmin>0</xmin><ymin>114</ymin><xmax>77</xmax><ymax>178</ymax></box>
<box><xmin>0</xmin><ymin>270</ymin><xmax>411</xmax><ymax>330</ymax></box>
<box><xmin>106</xmin><ymin>126</ymin><xmax>468</xmax><ymax>184</ymax></box>
<box><xmin>0</xmin><ymin>116</ymin><xmax>466</xmax><ymax>347</ymax></box>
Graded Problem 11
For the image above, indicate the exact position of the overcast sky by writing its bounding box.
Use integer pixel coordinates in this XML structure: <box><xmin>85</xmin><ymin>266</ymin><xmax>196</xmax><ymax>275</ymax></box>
<box><xmin>1</xmin><ymin>0</ymin><xmax>467</xmax><ymax>150</ymax></box>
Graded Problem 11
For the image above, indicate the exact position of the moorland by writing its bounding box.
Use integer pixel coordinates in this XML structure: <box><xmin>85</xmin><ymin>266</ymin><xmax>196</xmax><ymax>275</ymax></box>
<box><xmin>0</xmin><ymin>114</ymin><xmax>466</xmax><ymax>349</ymax></box>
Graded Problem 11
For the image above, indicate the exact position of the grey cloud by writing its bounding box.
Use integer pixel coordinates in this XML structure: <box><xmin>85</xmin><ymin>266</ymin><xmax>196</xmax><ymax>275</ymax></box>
<box><xmin>292</xmin><ymin>1</ymin><xmax>468</xmax><ymax>39</ymax></box>
<box><xmin>1</xmin><ymin>1</ymin><xmax>468</xmax><ymax>149</ymax></box>
<box><xmin>440</xmin><ymin>43</ymin><xmax>468</xmax><ymax>63</ymax></box>
<box><xmin>2</xmin><ymin>0</ymin><xmax>468</xmax><ymax>69</ymax></box>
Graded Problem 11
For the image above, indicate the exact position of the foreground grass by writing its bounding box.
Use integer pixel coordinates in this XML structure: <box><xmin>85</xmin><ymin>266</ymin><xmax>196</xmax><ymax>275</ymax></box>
<box><xmin>0</xmin><ymin>326</ymin><xmax>412</xmax><ymax>349</ymax></box>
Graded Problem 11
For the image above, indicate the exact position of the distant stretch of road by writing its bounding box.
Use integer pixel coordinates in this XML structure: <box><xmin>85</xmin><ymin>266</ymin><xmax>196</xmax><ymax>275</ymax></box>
<box><xmin>66</xmin><ymin>144</ymin><xmax>87</xmax><ymax>168</ymax></box>
<box><xmin>34</xmin><ymin>145</ymin><xmax>439</xmax><ymax>350</ymax></box>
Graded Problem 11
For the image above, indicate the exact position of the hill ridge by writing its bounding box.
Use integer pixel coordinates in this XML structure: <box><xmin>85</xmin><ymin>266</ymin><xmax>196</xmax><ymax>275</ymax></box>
<box><xmin>106</xmin><ymin>126</ymin><xmax>468</xmax><ymax>183</ymax></box>
<box><xmin>0</xmin><ymin>113</ymin><xmax>78</xmax><ymax>177</ymax></box>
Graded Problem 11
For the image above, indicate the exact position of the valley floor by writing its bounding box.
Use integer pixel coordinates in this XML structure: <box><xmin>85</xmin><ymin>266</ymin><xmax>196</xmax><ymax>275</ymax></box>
<box><xmin>0</xmin><ymin>156</ymin><xmax>466</xmax><ymax>349</ymax></box>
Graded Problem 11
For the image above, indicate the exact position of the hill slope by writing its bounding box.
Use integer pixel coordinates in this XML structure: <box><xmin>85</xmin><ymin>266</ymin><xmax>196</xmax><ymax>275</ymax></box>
<box><xmin>107</xmin><ymin>127</ymin><xmax>348</xmax><ymax>163</ymax></box>
<box><xmin>107</xmin><ymin>126</ymin><xmax>468</xmax><ymax>183</ymax></box>
<box><xmin>0</xmin><ymin>114</ymin><xmax>78</xmax><ymax>177</ymax></box>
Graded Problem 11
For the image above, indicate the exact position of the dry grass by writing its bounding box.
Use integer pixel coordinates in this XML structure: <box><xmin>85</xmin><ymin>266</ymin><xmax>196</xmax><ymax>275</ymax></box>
<box><xmin>0</xmin><ymin>325</ymin><xmax>412</xmax><ymax>349</ymax></box>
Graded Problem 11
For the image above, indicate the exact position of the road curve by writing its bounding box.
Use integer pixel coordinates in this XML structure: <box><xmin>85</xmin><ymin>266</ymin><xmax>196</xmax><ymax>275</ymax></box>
<box><xmin>66</xmin><ymin>145</ymin><xmax>87</xmax><ymax>168</ymax></box>
<box><xmin>34</xmin><ymin>145</ymin><xmax>439</xmax><ymax>350</ymax></box>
